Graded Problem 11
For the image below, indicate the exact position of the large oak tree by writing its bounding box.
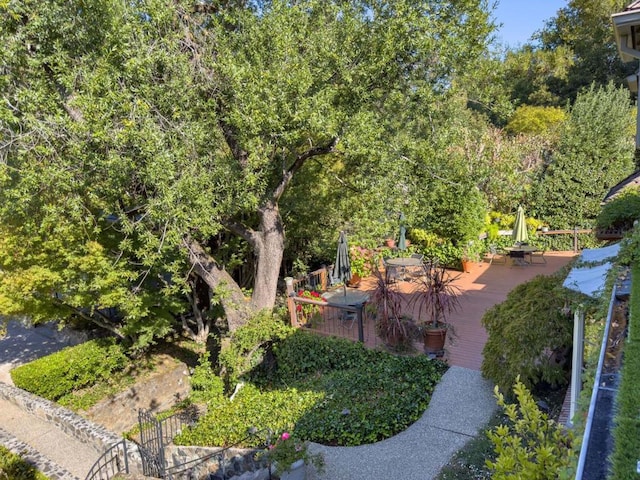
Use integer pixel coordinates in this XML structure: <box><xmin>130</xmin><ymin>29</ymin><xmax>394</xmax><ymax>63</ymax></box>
<box><xmin>0</xmin><ymin>0</ymin><xmax>493</xmax><ymax>343</ymax></box>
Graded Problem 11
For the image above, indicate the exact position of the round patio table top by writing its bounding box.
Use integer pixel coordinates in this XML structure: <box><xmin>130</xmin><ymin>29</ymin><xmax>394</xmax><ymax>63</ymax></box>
<box><xmin>322</xmin><ymin>290</ymin><xmax>370</xmax><ymax>306</ymax></box>
<box><xmin>506</xmin><ymin>245</ymin><xmax>538</xmax><ymax>253</ymax></box>
<box><xmin>385</xmin><ymin>257</ymin><xmax>422</xmax><ymax>267</ymax></box>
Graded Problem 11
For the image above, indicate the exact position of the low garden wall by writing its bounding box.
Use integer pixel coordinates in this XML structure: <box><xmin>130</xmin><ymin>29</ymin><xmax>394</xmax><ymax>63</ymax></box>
<box><xmin>165</xmin><ymin>445</ymin><xmax>270</xmax><ymax>480</ymax></box>
<box><xmin>0</xmin><ymin>382</ymin><xmax>143</xmax><ymax>473</ymax></box>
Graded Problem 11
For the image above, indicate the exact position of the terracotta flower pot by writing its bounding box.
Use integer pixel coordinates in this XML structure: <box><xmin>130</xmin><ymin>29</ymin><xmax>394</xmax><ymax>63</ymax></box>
<box><xmin>423</xmin><ymin>326</ymin><xmax>448</xmax><ymax>354</ymax></box>
<box><xmin>347</xmin><ymin>273</ymin><xmax>361</xmax><ymax>288</ymax></box>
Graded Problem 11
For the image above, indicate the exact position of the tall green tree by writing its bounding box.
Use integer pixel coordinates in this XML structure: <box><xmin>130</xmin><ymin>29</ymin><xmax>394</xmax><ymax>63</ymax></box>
<box><xmin>0</xmin><ymin>0</ymin><xmax>495</xmax><ymax>340</ymax></box>
<box><xmin>531</xmin><ymin>83</ymin><xmax>635</xmax><ymax>229</ymax></box>
<box><xmin>527</xmin><ymin>0</ymin><xmax>633</xmax><ymax>104</ymax></box>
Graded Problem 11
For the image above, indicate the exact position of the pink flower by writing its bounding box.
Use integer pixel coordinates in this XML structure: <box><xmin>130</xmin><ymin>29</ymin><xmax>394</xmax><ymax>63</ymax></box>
<box><xmin>281</xmin><ymin>432</ymin><xmax>290</xmax><ymax>440</ymax></box>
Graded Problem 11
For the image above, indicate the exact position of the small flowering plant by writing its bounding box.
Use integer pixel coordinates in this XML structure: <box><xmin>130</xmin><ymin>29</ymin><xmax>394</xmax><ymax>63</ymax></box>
<box><xmin>349</xmin><ymin>245</ymin><xmax>374</xmax><ymax>278</ymax></box>
<box><xmin>265</xmin><ymin>431</ymin><xmax>324</xmax><ymax>475</ymax></box>
<box><xmin>295</xmin><ymin>289</ymin><xmax>324</xmax><ymax>326</ymax></box>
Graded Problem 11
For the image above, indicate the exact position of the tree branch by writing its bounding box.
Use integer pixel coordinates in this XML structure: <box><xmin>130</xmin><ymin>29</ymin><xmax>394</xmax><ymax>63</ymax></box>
<box><xmin>272</xmin><ymin>137</ymin><xmax>339</xmax><ymax>202</ymax></box>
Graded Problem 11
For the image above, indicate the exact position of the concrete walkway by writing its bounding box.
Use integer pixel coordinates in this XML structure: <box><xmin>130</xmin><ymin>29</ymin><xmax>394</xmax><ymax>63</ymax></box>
<box><xmin>310</xmin><ymin>366</ymin><xmax>497</xmax><ymax>480</ymax></box>
<box><xmin>0</xmin><ymin>398</ymin><xmax>101</xmax><ymax>479</ymax></box>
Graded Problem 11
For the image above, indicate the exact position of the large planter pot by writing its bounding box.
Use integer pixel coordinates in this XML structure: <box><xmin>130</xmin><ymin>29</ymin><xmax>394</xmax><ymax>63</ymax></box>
<box><xmin>423</xmin><ymin>326</ymin><xmax>448</xmax><ymax>354</ymax></box>
<box><xmin>347</xmin><ymin>273</ymin><xmax>361</xmax><ymax>288</ymax></box>
<box><xmin>461</xmin><ymin>260</ymin><xmax>473</xmax><ymax>273</ymax></box>
<box><xmin>278</xmin><ymin>459</ymin><xmax>306</xmax><ymax>480</ymax></box>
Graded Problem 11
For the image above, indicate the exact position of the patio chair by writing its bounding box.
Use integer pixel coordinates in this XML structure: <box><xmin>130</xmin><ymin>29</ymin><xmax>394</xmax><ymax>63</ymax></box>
<box><xmin>528</xmin><ymin>249</ymin><xmax>547</xmax><ymax>264</ymax></box>
<box><xmin>408</xmin><ymin>254</ymin><xmax>425</xmax><ymax>280</ymax></box>
<box><xmin>484</xmin><ymin>245</ymin><xmax>507</xmax><ymax>265</ymax></box>
<box><xmin>383</xmin><ymin>258</ymin><xmax>401</xmax><ymax>284</ymax></box>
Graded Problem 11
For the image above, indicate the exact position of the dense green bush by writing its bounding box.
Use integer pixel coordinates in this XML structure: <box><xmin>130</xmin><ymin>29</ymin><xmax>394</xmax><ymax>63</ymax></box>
<box><xmin>409</xmin><ymin>229</ymin><xmax>462</xmax><ymax>267</ymax></box>
<box><xmin>596</xmin><ymin>187</ymin><xmax>640</xmax><ymax>232</ymax></box>
<box><xmin>0</xmin><ymin>446</ymin><xmax>49</xmax><ymax>480</ymax></box>
<box><xmin>11</xmin><ymin>338</ymin><xmax>127</xmax><ymax>401</ymax></box>
<box><xmin>176</xmin><ymin>332</ymin><xmax>447</xmax><ymax>447</ymax></box>
<box><xmin>190</xmin><ymin>352</ymin><xmax>225</xmax><ymax>405</ymax></box>
<box><xmin>174</xmin><ymin>382</ymin><xmax>322</xmax><ymax>447</ymax></box>
<box><xmin>293</xmin><ymin>354</ymin><xmax>445</xmax><ymax>445</ymax></box>
<box><xmin>273</xmin><ymin>331</ymin><xmax>376</xmax><ymax>381</ymax></box>
<box><xmin>481</xmin><ymin>269</ymin><xmax>585</xmax><ymax>393</ymax></box>
<box><xmin>218</xmin><ymin>311</ymin><xmax>293</xmax><ymax>386</ymax></box>
<box><xmin>486</xmin><ymin>379</ymin><xmax>574</xmax><ymax>479</ymax></box>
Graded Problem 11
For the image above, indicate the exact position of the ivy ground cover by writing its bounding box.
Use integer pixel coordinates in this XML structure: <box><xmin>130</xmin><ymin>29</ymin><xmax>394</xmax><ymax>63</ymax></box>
<box><xmin>175</xmin><ymin>331</ymin><xmax>448</xmax><ymax>447</ymax></box>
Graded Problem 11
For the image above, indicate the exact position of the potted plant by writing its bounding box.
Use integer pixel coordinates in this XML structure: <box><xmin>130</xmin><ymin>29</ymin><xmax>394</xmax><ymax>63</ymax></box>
<box><xmin>410</xmin><ymin>263</ymin><xmax>461</xmax><ymax>354</ymax></box>
<box><xmin>349</xmin><ymin>245</ymin><xmax>374</xmax><ymax>286</ymax></box>
<box><xmin>265</xmin><ymin>431</ymin><xmax>324</xmax><ymax>480</ymax></box>
<box><xmin>461</xmin><ymin>241</ymin><xmax>483</xmax><ymax>273</ymax></box>
<box><xmin>368</xmin><ymin>267</ymin><xmax>416</xmax><ymax>350</ymax></box>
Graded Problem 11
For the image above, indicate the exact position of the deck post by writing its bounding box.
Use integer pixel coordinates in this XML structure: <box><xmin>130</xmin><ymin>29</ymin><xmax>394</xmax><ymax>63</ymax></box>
<box><xmin>284</xmin><ymin>277</ymin><xmax>297</xmax><ymax>327</ymax></box>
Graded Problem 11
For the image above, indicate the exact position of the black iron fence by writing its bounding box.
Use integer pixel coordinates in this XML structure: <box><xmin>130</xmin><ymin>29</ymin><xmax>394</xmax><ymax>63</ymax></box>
<box><xmin>84</xmin><ymin>440</ymin><xmax>129</xmax><ymax>480</ymax></box>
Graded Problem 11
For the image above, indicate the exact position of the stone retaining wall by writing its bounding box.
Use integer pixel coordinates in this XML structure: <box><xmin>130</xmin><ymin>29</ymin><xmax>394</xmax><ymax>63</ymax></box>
<box><xmin>0</xmin><ymin>382</ymin><xmax>143</xmax><ymax>474</ymax></box>
<box><xmin>165</xmin><ymin>445</ymin><xmax>270</xmax><ymax>480</ymax></box>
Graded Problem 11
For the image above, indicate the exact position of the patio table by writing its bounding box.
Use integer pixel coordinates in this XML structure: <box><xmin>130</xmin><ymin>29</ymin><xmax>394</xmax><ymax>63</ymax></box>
<box><xmin>505</xmin><ymin>245</ymin><xmax>538</xmax><ymax>265</ymax></box>
<box><xmin>322</xmin><ymin>290</ymin><xmax>369</xmax><ymax>306</ymax></box>
<box><xmin>385</xmin><ymin>257</ymin><xmax>422</xmax><ymax>281</ymax></box>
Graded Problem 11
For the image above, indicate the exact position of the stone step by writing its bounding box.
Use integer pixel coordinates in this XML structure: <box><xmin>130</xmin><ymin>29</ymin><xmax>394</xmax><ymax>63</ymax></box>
<box><xmin>0</xmin><ymin>426</ymin><xmax>79</xmax><ymax>480</ymax></box>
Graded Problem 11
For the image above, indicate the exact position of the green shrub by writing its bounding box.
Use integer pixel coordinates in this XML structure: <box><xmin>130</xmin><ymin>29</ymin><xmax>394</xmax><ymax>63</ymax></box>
<box><xmin>596</xmin><ymin>187</ymin><xmax>640</xmax><ymax>231</ymax></box>
<box><xmin>481</xmin><ymin>270</ymin><xmax>583</xmax><ymax>393</ymax></box>
<box><xmin>219</xmin><ymin>310</ymin><xmax>293</xmax><ymax>386</ymax></box>
<box><xmin>273</xmin><ymin>330</ymin><xmax>375</xmax><ymax>381</ymax></box>
<box><xmin>0</xmin><ymin>446</ymin><xmax>49</xmax><ymax>480</ymax></box>
<box><xmin>177</xmin><ymin>333</ymin><xmax>447</xmax><ymax>447</ymax></box>
<box><xmin>11</xmin><ymin>338</ymin><xmax>127</xmax><ymax>401</ymax></box>
<box><xmin>190</xmin><ymin>352</ymin><xmax>225</xmax><ymax>405</ymax></box>
<box><xmin>409</xmin><ymin>229</ymin><xmax>462</xmax><ymax>267</ymax></box>
<box><xmin>486</xmin><ymin>379</ymin><xmax>574</xmax><ymax>479</ymax></box>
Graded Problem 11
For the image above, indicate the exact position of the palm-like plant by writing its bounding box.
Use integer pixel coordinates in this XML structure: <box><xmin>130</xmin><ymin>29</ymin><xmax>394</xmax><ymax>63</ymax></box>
<box><xmin>411</xmin><ymin>263</ymin><xmax>461</xmax><ymax>330</ymax></box>
<box><xmin>369</xmin><ymin>267</ymin><xmax>415</xmax><ymax>348</ymax></box>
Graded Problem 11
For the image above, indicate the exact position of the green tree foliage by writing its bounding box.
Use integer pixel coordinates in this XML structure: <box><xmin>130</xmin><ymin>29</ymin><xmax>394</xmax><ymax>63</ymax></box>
<box><xmin>502</xmin><ymin>45</ymin><xmax>575</xmax><ymax>107</ymax></box>
<box><xmin>481</xmin><ymin>271</ymin><xmax>580</xmax><ymax>393</ymax></box>
<box><xmin>486</xmin><ymin>379</ymin><xmax>575</xmax><ymax>479</ymax></box>
<box><xmin>0</xmin><ymin>0</ymin><xmax>495</xmax><ymax>340</ymax></box>
<box><xmin>505</xmin><ymin>105</ymin><xmax>566</xmax><ymax>136</ymax></box>
<box><xmin>534</xmin><ymin>0</ymin><xmax>634</xmax><ymax>102</ymax></box>
<box><xmin>531</xmin><ymin>83</ymin><xmax>635</xmax><ymax>229</ymax></box>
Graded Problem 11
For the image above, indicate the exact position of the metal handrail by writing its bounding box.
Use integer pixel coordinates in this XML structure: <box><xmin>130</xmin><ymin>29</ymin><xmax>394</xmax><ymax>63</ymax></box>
<box><xmin>85</xmin><ymin>440</ymin><xmax>129</xmax><ymax>480</ymax></box>
<box><xmin>164</xmin><ymin>428</ymin><xmax>271</xmax><ymax>478</ymax></box>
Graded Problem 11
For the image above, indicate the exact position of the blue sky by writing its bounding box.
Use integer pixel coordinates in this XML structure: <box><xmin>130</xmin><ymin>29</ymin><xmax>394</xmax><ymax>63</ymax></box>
<box><xmin>492</xmin><ymin>0</ymin><xmax>568</xmax><ymax>47</ymax></box>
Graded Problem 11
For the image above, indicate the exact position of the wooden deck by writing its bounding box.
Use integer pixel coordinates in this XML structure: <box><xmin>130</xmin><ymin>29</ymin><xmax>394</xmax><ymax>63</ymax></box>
<box><xmin>305</xmin><ymin>251</ymin><xmax>577</xmax><ymax>371</ymax></box>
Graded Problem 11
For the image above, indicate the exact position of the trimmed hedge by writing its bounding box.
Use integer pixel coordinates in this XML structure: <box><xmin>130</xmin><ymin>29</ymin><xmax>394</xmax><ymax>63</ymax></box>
<box><xmin>11</xmin><ymin>338</ymin><xmax>127</xmax><ymax>401</ymax></box>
